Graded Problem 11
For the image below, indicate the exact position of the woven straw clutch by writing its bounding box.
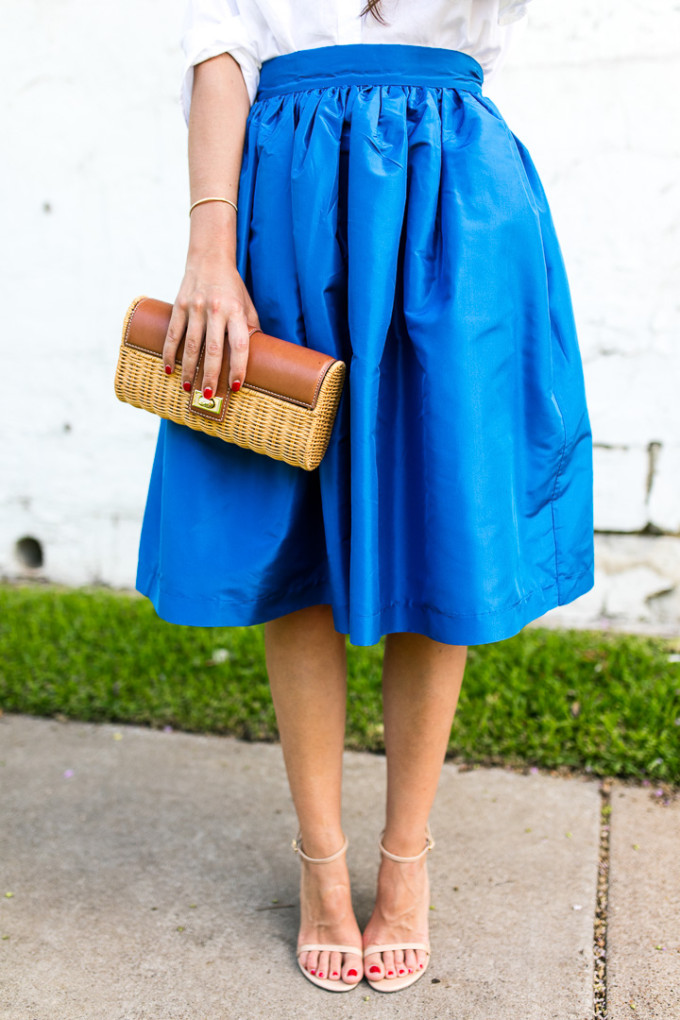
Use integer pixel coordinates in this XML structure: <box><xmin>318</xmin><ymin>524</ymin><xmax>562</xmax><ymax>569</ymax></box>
<box><xmin>114</xmin><ymin>296</ymin><xmax>346</xmax><ymax>471</ymax></box>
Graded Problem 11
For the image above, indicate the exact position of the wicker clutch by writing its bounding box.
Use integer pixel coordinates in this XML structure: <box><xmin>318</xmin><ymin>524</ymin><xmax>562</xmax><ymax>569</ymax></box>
<box><xmin>114</xmin><ymin>296</ymin><xmax>346</xmax><ymax>471</ymax></box>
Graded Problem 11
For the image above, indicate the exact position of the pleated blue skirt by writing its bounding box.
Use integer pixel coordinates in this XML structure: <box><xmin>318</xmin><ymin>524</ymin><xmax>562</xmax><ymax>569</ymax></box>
<box><xmin>136</xmin><ymin>43</ymin><xmax>595</xmax><ymax>646</ymax></box>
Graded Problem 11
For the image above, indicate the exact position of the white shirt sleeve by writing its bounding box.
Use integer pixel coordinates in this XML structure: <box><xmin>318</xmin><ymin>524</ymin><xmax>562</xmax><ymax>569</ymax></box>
<box><xmin>179</xmin><ymin>1</ymin><xmax>536</xmax><ymax>123</ymax></box>
<box><xmin>497</xmin><ymin>0</ymin><xmax>533</xmax><ymax>26</ymax></box>
<box><xmin>180</xmin><ymin>0</ymin><xmax>268</xmax><ymax>123</ymax></box>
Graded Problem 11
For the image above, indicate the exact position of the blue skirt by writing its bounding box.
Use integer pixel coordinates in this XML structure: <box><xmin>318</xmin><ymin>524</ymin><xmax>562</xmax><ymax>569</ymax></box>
<box><xmin>136</xmin><ymin>43</ymin><xmax>595</xmax><ymax>646</ymax></box>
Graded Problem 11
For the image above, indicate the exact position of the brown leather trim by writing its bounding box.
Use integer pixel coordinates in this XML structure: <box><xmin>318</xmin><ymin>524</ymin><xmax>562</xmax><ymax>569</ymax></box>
<box><xmin>244</xmin><ymin>363</ymin><xmax>334</xmax><ymax>410</ymax></box>
<box><xmin>123</xmin><ymin>296</ymin><xmax>186</xmax><ymax>365</ymax></box>
<box><xmin>123</xmin><ymin>296</ymin><xmax>340</xmax><ymax>410</ymax></box>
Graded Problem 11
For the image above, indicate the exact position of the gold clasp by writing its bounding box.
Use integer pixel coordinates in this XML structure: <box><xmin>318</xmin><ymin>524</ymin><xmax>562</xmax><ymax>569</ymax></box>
<box><xmin>191</xmin><ymin>390</ymin><xmax>224</xmax><ymax>415</ymax></box>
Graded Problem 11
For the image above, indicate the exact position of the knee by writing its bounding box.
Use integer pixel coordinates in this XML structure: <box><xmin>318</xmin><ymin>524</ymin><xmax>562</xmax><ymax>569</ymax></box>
<box><xmin>265</xmin><ymin>603</ymin><xmax>339</xmax><ymax>635</ymax></box>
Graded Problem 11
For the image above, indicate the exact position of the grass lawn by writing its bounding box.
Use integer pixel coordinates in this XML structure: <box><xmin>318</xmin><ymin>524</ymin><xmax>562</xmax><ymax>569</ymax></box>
<box><xmin>1</xmin><ymin>583</ymin><xmax>679</xmax><ymax>785</ymax></box>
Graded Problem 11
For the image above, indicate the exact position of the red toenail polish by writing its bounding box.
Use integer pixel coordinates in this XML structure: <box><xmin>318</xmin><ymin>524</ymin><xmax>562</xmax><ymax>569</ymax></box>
<box><xmin>388</xmin><ymin>970</ymin><xmax>394</xmax><ymax>976</ymax></box>
<box><xmin>332</xmin><ymin>971</ymin><xmax>339</xmax><ymax>977</ymax></box>
<box><xmin>164</xmin><ymin>365</ymin><xmax>172</xmax><ymax>374</ymax></box>
<box><xmin>183</xmin><ymin>381</ymin><xmax>191</xmax><ymax>392</ymax></box>
<box><xmin>408</xmin><ymin>967</ymin><xmax>414</xmax><ymax>973</ymax></box>
<box><xmin>203</xmin><ymin>387</ymin><xmax>213</xmax><ymax>399</ymax></box>
<box><xmin>310</xmin><ymin>969</ymin><xmax>316</xmax><ymax>975</ymax></box>
<box><xmin>318</xmin><ymin>972</ymin><xmax>324</xmax><ymax>979</ymax></box>
<box><xmin>231</xmin><ymin>379</ymin><xmax>241</xmax><ymax>392</ymax></box>
<box><xmin>369</xmin><ymin>966</ymin><xmax>381</xmax><ymax>974</ymax></box>
<box><xmin>347</xmin><ymin>969</ymin><xmax>358</xmax><ymax>977</ymax></box>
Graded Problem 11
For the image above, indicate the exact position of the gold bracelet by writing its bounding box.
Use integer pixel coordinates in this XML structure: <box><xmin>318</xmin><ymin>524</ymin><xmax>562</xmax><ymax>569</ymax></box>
<box><xmin>189</xmin><ymin>197</ymin><xmax>238</xmax><ymax>216</ymax></box>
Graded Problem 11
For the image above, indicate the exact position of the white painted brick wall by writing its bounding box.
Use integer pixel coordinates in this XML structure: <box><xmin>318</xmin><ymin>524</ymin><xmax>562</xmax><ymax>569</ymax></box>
<box><xmin>2</xmin><ymin>1</ymin><xmax>679</xmax><ymax>633</ymax></box>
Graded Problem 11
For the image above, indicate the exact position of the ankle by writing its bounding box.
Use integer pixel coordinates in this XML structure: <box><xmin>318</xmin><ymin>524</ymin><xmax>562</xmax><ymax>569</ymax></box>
<box><xmin>295</xmin><ymin>827</ymin><xmax>347</xmax><ymax>861</ymax></box>
<box><xmin>380</xmin><ymin>826</ymin><xmax>433</xmax><ymax>860</ymax></box>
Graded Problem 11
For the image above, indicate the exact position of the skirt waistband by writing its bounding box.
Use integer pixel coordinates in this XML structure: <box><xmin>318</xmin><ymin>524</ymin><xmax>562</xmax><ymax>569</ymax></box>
<box><xmin>255</xmin><ymin>43</ymin><xmax>484</xmax><ymax>101</ymax></box>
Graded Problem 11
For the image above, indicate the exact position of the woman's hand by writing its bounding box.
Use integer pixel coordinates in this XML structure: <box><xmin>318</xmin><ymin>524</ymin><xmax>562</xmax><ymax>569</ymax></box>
<box><xmin>162</xmin><ymin>246</ymin><xmax>261</xmax><ymax>398</ymax></box>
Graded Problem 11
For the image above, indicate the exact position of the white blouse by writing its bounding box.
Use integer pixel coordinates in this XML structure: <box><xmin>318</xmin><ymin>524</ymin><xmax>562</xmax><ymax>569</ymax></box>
<box><xmin>181</xmin><ymin>0</ymin><xmax>533</xmax><ymax>123</ymax></box>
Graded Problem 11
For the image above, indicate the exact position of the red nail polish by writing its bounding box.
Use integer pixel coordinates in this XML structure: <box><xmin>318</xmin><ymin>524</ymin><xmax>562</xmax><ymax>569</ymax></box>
<box><xmin>369</xmin><ymin>966</ymin><xmax>381</xmax><ymax>974</ymax></box>
<box><xmin>399</xmin><ymin>968</ymin><xmax>406</xmax><ymax>974</ymax></box>
<box><xmin>317</xmin><ymin>972</ymin><xmax>324</xmax><ymax>979</ymax></box>
<box><xmin>203</xmin><ymin>386</ymin><xmax>213</xmax><ymax>399</ymax></box>
<box><xmin>164</xmin><ymin>364</ymin><xmax>172</xmax><ymax>375</ymax></box>
<box><xmin>231</xmin><ymin>379</ymin><xmax>241</xmax><ymax>392</ymax></box>
<box><xmin>331</xmin><ymin>971</ymin><xmax>339</xmax><ymax>977</ymax></box>
<box><xmin>309</xmin><ymin>969</ymin><xmax>316</xmax><ymax>975</ymax></box>
<box><xmin>347</xmin><ymin>969</ymin><xmax>358</xmax><ymax>977</ymax></box>
<box><xmin>408</xmin><ymin>967</ymin><xmax>414</xmax><ymax>973</ymax></box>
<box><xmin>387</xmin><ymin>970</ymin><xmax>394</xmax><ymax>976</ymax></box>
<box><xmin>183</xmin><ymin>381</ymin><xmax>191</xmax><ymax>393</ymax></box>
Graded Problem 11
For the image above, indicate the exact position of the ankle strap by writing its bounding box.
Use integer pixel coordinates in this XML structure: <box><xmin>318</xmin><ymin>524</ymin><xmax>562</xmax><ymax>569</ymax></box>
<box><xmin>291</xmin><ymin>833</ymin><xmax>349</xmax><ymax>864</ymax></box>
<box><xmin>378</xmin><ymin>826</ymin><xmax>435</xmax><ymax>863</ymax></box>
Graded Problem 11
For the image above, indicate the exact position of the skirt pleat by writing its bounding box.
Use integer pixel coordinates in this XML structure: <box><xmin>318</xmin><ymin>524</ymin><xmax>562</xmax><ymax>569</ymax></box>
<box><xmin>136</xmin><ymin>43</ymin><xmax>594</xmax><ymax>646</ymax></box>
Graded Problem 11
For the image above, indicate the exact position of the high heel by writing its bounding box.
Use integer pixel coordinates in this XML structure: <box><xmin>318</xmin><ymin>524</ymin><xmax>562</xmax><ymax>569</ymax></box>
<box><xmin>292</xmin><ymin>833</ymin><xmax>362</xmax><ymax>993</ymax></box>
<box><xmin>363</xmin><ymin>827</ymin><xmax>435</xmax><ymax>993</ymax></box>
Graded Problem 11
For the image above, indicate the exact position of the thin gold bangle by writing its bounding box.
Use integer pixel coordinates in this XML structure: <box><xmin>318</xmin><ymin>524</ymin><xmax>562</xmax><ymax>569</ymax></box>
<box><xmin>189</xmin><ymin>197</ymin><xmax>238</xmax><ymax>216</ymax></box>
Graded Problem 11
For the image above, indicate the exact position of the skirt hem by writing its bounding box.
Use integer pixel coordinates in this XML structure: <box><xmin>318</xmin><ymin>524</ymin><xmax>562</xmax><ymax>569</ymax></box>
<box><xmin>136</xmin><ymin>566</ymin><xmax>595</xmax><ymax>648</ymax></box>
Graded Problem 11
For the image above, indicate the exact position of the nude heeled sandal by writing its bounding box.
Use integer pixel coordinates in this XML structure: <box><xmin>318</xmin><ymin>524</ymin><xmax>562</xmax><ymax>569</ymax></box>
<box><xmin>364</xmin><ymin>827</ymin><xmax>436</xmax><ymax>993</ymax></box>
<box><xmin>292</xmin><ymin>833</ymin><xmax>363</xmax><ymax>993</ymax></box>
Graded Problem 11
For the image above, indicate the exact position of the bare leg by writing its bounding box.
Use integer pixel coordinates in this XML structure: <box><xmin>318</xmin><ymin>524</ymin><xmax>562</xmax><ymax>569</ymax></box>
<box><xmin>263</xmin><ymin>604</ymin><xmax>363</xmax><ymax>985</ymax></box>
<box><xmin>363</xmin><ymin>632</ymin><xmax>468</xmax><ymax>982</ymax></box>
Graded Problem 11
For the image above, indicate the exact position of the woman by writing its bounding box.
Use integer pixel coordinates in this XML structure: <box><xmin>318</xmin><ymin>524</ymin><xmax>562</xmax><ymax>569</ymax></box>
<box><xmin>136</xmin><ymin>0</ymin><xmax>595</xmax><ymax>994</ymax></box>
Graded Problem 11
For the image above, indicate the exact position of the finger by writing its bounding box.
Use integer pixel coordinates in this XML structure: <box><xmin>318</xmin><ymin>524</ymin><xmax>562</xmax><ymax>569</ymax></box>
<box><xmin>226</xmin><ymin>307</ymin><xmax>251</xmax><ymax>391</ymax></box>
<box><xmin>243</xmin><ymin>293</ymin><xmax>261</xmax><ymax>333</ymax></box>
<box><xmin>162</xmin><ymin>301</ymin><xmax>188</xmax><ymax>377</ymax></box>
<box><xmin>181</xmin><ymin>294</ymin><xmax>207</xmax><ymax>393</ymax></box>
<box><xmin>201</xmin><ymin>297</ymin><xmax>228</xmax><ymax>398</ymax></box>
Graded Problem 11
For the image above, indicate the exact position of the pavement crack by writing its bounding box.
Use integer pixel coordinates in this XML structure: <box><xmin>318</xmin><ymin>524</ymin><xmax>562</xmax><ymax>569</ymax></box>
<box><xmin>594</xmin><ymin>778</ymin><xmax>612</xmax><ymax>1019</ymax></box>
<box><xmin>254</xmin><ymin>902</ymin><xmax>296</xmax><ymax>911</ymax></box>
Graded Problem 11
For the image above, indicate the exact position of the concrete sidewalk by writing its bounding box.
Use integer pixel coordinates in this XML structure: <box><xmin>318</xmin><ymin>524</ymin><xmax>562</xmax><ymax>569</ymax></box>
<box><xmin>0</xmin><ymin>715</ymin><xmax>677</xmax><ymax>1019</ymax></box>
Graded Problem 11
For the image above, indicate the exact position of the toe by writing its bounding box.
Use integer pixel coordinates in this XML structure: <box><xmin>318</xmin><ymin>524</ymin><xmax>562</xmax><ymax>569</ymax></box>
<box><xmin>341</xmin><ymin>952</ymin><xmax>362</xmax><ymax>984</ymax></box>
<box><xmin>305</xmin><ymin>949</ymin><xmax>319</xmax><ymax>975</ymax></box>
<box><xmin>404</xmin><ymin>948</ymin><xmax>417</xmax><ymax>973</ymax></box>
<box><xmin>394</xmin><ymin>948</ymin><xmax>407</xmax><ymax>977</ymax></box>
<box><xmin>364</xmin><ymin>951</ymin><xmax>384</xmax><ymax>982</ymax></box>
<box><xmin>382</xmin><ymin>950</ymin><xmax>396</xmax><ymax>979</ymax></box>
<box><xmin>328</xmin><ymin>951</ymin><xmax>342</xmax><ymax>981</ymax></box>
<box><xmin>415</xmin><ymin>948</ymin><xmax>427</xmax><ymax>971</ymax></box>
<box><xmin>316</xmin><ymin>950</ymin><xmax>330</xmax><ymax>981</ymax></box>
